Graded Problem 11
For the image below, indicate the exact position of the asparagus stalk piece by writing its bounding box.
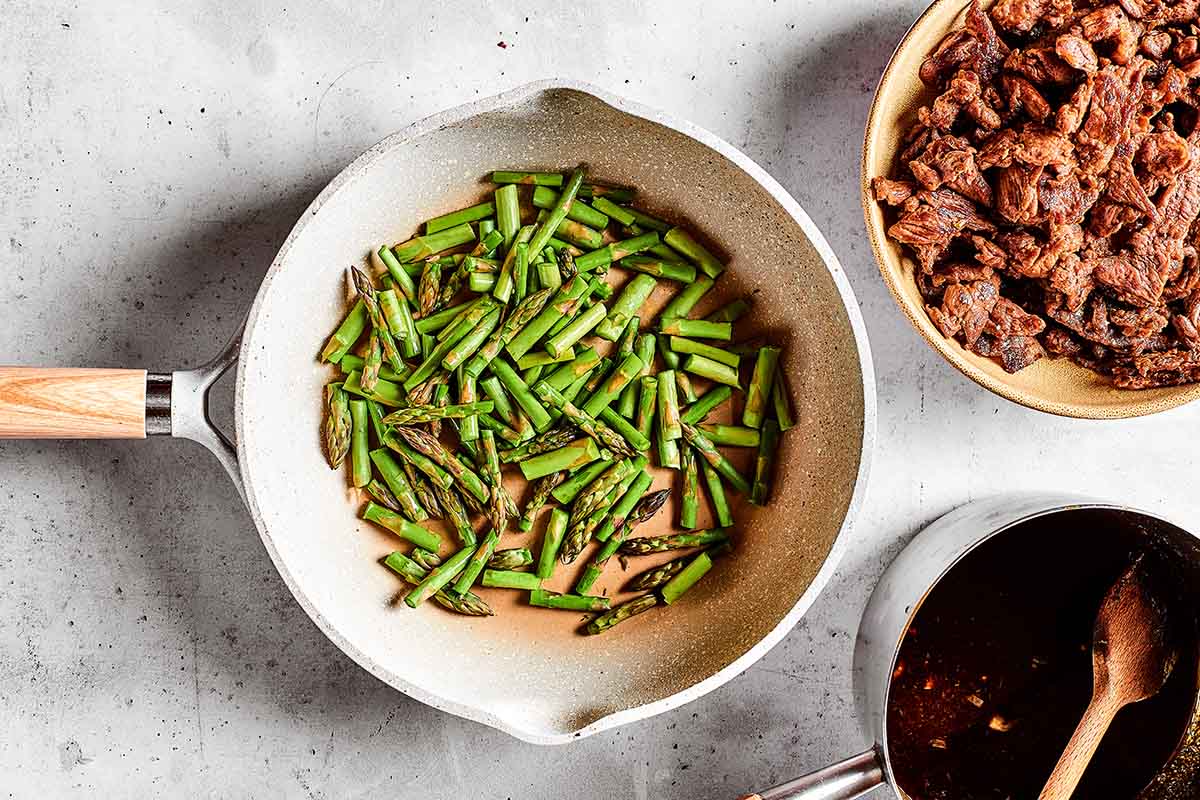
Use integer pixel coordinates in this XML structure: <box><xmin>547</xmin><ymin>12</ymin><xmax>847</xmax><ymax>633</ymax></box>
<box><xmin>489</xmin><ymin>359</ymin><xmax>553</xmax><ymax>432</ymax></box>
<box><xmin>467</xmin><ymin>286</ymin><xmax>556</xmax><ymax>376</ymax></box>
<box><xmin>494</xmin><ymin>183</ymin><xmax>521</xmax><ymax>249</ymax></box>
<box><xmin>681</xmin><ymin>385</ymin><xmax>734</xmax><ymax>425</ymax></box>
<box><xmin>771</xmin><ymin>367</ymin><xmax>796</xmax><ymax>432</ymax></box>
<box><xmin>579</xmin><ymin>183</ymin><xmax>635</xmax><ymax>203</ymax></box>
<box><xmin>635</xmin><ymin>375</ymin><xmax>658</xmax><ymax>441</ymax></box>
<box><xmin>513</xmin><ymin>242</ymin><xmax>530</xmax><ymax>305</ymax></box>
<box><xmin>577</xmin><ymin>483</ymin><xmax>668</xmax><ymax>592</ymax></box>
<box><xmin>380</xmin><ymin>401</ymin><xmax>495</xmax><ymax>426</ymax></box>
<box><xmin>505</xmin><ymin>274</ymin><xmax>590</xmax><ymax>360</ymax></box>
<box><xmin>582</xmin><ymin>353</ymin><xmax>644</xmax><ymax>417</ymax></box>
<box><xmin>362</xmin><ymin>502</ymin><xmax>442</xmax><ymax>550</ymax></box>
<box><xmin>518</xmin><ymin>438</ymin><xmax>602</xmax><ymax>480</ymax></box>
<box><xmin>669</xmin><ymin>336</ymin><xmax>740</xmax><ymax>367</ymax></box>
<box><xmin>481</xmin><ymin>569</ymin><xmax>542</xmax><ymax>591</ymax></box>
<box><xmin>533</xmin><ymin>383</ymin><xmax>636</xmax><ymax>458</ymax></box>
<box><xmin>526</xmin><ymin>166</ymin><xmax>585</xmax><ymax>261</ymax></box>
<box><xmin>493</xmin><ymin>224</ymin><xmax>534</xmax><ymax>304</ymax></box>
<box><xmin>488</xmin><ymin>547</ymin><xmax>534</xmax><ymax>570</ymax></box>
<box><xmin>516</xmin><ymin>347</ymin><xmax>575</xmax><ymax>370</ymax></box>
<box><xmin>750</xmin><ymin>419</ymin><xmax>781</xmax><ymax>506</ymax></box>
<box><xmin>680</xmin><ymin>423</ymin><xmax>751</xmax><ymax>494</ymax></box>
<box><xmin>360</xmin><ymin>331</ymin><xmax>383</xmax><ymax>392</ymax></box>
<box><xmin>552</xmin><ymin>218</ymin><xmax>604</xmax><ymax>250</ymax></box>
<box><xmin>594</xmin><ymin>473</ymin><xmax>657</xmax><ymax>543</ymax></box>
<box><xmin>536</xmin><ymin>508</ymin><xmax>569</xmax><ymax>580</ymax></box>
<box><xmin>400</xmin><ymin>457</ymin><xmax>443</xmax><ymax>518</ymax></box>
<box><xmin>501</xmin><ymin>426</ymin><xmax>578</xmax><ymax>464</ymax></box>
<box><xmin>621</xmin><ymin>207</ymin><xmax>671</xmax><ymax>232</ymax></box>
<box><xmin>743</xmin><ymin>346</ymin><xmax>781</xmax><ymax>429</ymax></box>
<box><xmin>683</xmin><ymin>354</ymin><xmax>741</xmax><ymax>388</ymax></box>
<box><xmin>365</xmin><ymin>479</ymin><xmax>401</xmax><ymax>512</ymax></box>
<box><xmin>384</xmin><ymin>552</ymin><xmax>493</xmax><ymax>617</ymax></box>
<box><xmin>480</xmin><ymin>375</ymin><xmax>533</xmax><ymax>442</ymax></box>
<box><xmin>415</xmin><ymin>298</ymin><xmax>474</xmax><ymax>334</ymax></box>
<box><xmin>588</xmin><ymin>195</ymin><xmax>635</xmax><ymax>225</ymax></box>
<box><xmin>403</xmin><ymin>312</ymin><xmax>478</xmax><ymax>392</ymax></box>
<box><xmin>378</xmin><ymin>247</ymin><xmax>418</xmax><ymax>302</ymax></box>
<box><xmin>616</xmin><ymin>330</ymin><xmax>655</xmax><ymax>419</ymax></box>
<box><xmin>594</xmin><ymin>274</ymin><xmax>656</xmax><ymax>341</ymax></box>
<box><xmin>532</xmin><ymin>186</ymin><xmax>609</xmax><ymax>229</ymax></box>
<box><xmin>405</xmin><ymin>544</ymin><xmax>476</xmax><ymax>608</ymax></box>
<box><xmin>451</xmin><ymin>529</ymin><xmax>500</xmax><ymax>596</ymax></box>
<box><xmin>530</xmin><ymin>590</ymin><xmax>610</xmax><ymax>612</ymax></box>
<box><xmin>434</xmin><ymin>485</ymin><xmax>476</xmax><ymax>547</ymax></box>
<box><xmin>351</xmin><ymin>267</ymin><xmax>403</xmax><ymax>371</ymax></box>
<box><xmin>679</xmin><ymin>445</ymin><xmax>700</xmax><ymax>529</ymax></box>
<box><xmin>573</xmin><ymin>232</ymin><xmax>660</xmax><ymax>272</ymax></box>
<box><xmin>458</xmin><ymin>369</ymin><xmax>480</xmax><ymax>442</ymax></box>
<box><xmin>627</xmin><ymin>555</ymin><xmax>689</xmax><ymax>591</ymax></box>
<box><xmin>656</xmin><ymin>417</ymin><xmax>681</xmax><ymax>470</ymax></box>
<box><xmin>410</xmin><ymin>548</ymin><xmax>442</xmax><ymax>571</ymax></box>
<box><xmin>598</xmin><ymin>407</ymin><xmax>651</xmax><ymax>452</ymax></box>
<box><xmin>697</xmin><ymin>424</ymin><xmax>760</xmax><ymax>447</ymax></box>
<box><xmin>620</xmin><ymin>254</ymin><xmax>696</xmax><ymax>283</ymax></box>
<box><xmin>440</xmin><ymin>308</ymin><xmax>502</xmax><ymax>371</ymax></box>
<box><xmin>342</xmin><ymin>370</ymin><xmax>405</xmax><ymax>407</ymax></box>
<box><xmin>659</xmin><ymin>276</ymin><xmax>715</xmax><ymax>321</ymax></box>
<box><xmin>392</xmin><ymin>426</ymin><xmax>489</xmax><ymax>503</ymax></box>
<box><xmin>324</xmin><ymin>383</ymin><xmax>352</xmax><ymax>468</ymax></box>
<box><xmin>370</xmin><ymin>448</ymin><xmax>429</xmax><ymax>522</ymax></box>
<box><xmin>425</xmin><ymin>201</ymin><xmax>496</xmax><ymax>234</ymax></box>
<box><xmin>661</xmin><ymin>319</ymin><xmax>732</xmax><ymax>340</ymax></box>
<box><xmin>393</xmin><ymin>223</ymin><xmax>475</xmax><ymax>262</ymax></box>
<box><xmin>348</xmin><ymin>399</ymin><xmax>371</xmax><ymax>487</ymax></box>
<box><xmin>321</xmin><ymin>300</ymin><xmax>368</xmax><ymax>363</ymax></box>
<box><xmin>551</xmin><ymin>458</ymin><xmax>614</xmax><ymax>504</ymax></box>
<box><xmin>657</xmin><ymin>371</ymin><xmax>682</xmax><ymax>441</ymax></box>
<box><xmin>492</xmin><ymin>170</ymin><xmax>564</xmax><ymax>186</ymax></box>
<box><xmin>663</xmin><ymin>227</ymin><xmax>725</xmax><ymax>278</ymax></box>
<box><xmin>585</xmin><ymin>594</ymin><xmax>658</xmax><ymax>634</ymax></box>
<box><xmin>620</xmin><ymin>528</ymin><xmax>730</xmax><ymax>555</ymax></box>
<box><xmin>541</xmin><ymin>345</ymin><xmax>601</xmax><ymax>391</ymax></box>
<box><xmin>700</xmin><ymin>459</ymin><xmax>734</xmax><ymax>527</ymax></box>
<box><xmin>706</xmin><ymin>298</ymin><xmax>751</xmax><ymax>323</ymax></box>
<box><xmin>660</xmin><ymin>551</ymin><xmax>714</xmax><ymax>603</ymax></box>
<box><xmin>544</xmin><ymin>302</ymin><xmax>608</xmax><ymax>357</ymax></box>
<box><xmin>338</xmin><ymin>354</ymin><xmax>408</xmax><ymax>384</ymax></box>
<box><xmin>479</xmin><ymin>429</ymin><xmax>509</xmax><ymax>533</ymax></box>
<box><xmin>416</xmin><ymin>258</ymin><xmax>442</xmax><ymax>318</ymax></box>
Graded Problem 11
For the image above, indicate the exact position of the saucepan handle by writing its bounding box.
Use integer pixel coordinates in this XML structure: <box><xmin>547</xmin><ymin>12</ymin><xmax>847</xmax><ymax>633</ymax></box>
<box><xmin>0</xmin><ymin>367</ymin><xmax>150</xmax><ymax>438</ymax></box>
<box><xmin>738</xmin><ymin>749</ymin><xmax>885</xmax><ymax>800</ymax></box>
<box><xmin>165</xmin><ymin>325</ymin><xmax>245</xmax><ymax>502</ymax></box>
<box><xmin>0</xmin><ymin>324</ymin><xmax>245</xmax><ymax>502</ymax></box>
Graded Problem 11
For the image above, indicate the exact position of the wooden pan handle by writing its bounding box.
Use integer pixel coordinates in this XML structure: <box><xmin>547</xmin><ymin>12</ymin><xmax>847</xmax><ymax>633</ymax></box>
<box><xmin>0</xmin><ymin>367</ymin><xmax>148</xmax><ymax>439</ymax></box>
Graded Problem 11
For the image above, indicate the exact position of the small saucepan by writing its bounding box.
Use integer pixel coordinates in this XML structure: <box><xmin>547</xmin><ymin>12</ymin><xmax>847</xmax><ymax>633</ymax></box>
<box><xmin>743</xmin><ymin>494</ymin><xmax>1200</xmax><ymax>800</ymax></box>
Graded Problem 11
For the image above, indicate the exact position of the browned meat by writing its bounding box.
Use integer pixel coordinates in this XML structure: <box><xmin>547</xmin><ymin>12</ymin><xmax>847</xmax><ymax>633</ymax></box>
<box><xmin>1056</xmin><ymin>79</ymin><xmax>1094</xmax><ymax>133</ymax></box>
<box><xmin>1002</xmin><ymin>75</ymin><xmax>1052</xmax><ymax>121</ymax></box>
<box><xmin>1056</xmin><ymin>34</ymin><xmax>1099</xmax><ymax>72</ymax></box>
<box><xmin>990</xmin><ymin>0</ymin><xmax>1051</xmax><ymax>32</ymax></box>
<box><xmin>1138</xmin><ymin>130</ymin><xmax>1190</xmax><ymax>179</ymax></box>
<box><xmin>1142</xmin><ymin>30</ymin><xmax>1173</xmax><ymax>57</ymax></box>
<box><xmin>872</xmin><ymin>177</ymin><xmax>917</xmax><ymax>206</ymax></box>
<box><xmin>876</xmin><ymin>0</ymin><xmax>1200</xmax><ymax>386</ymax></box>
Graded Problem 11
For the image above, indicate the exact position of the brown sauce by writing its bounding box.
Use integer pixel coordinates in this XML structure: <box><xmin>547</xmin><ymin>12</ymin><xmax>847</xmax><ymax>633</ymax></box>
<box><xmin>889</xmin><ymin>509</ymin><xmax>1199</xmax><ymax>800</ymax></box>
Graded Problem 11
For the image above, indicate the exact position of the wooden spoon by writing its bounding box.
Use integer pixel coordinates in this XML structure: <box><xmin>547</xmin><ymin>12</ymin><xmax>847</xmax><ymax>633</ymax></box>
<box><xmin>1038</xmin><ymin>558</ymin><xmax>1178</xmax><ymax>800</ymax></box>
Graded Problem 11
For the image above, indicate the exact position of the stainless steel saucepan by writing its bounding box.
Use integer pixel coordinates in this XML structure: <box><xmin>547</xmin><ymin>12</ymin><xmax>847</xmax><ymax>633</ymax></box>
<box><xmin>743</xmin><ymin>494</ymin><xmax>1200</xmax><ymax>799</ymax></box>
<box><xmin>0</xmin><ymin>80</ymin><xmax>875</xmax><ymax>744</ymax></box>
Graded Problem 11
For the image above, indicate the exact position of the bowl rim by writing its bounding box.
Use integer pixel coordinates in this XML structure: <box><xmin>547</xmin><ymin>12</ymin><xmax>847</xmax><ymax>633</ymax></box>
<box><xmin>235</xmin><ymin>78</ymin><xmax>878</xmax><ymax>744</ymax></box>
<box><xmin>860</xmin><ymin>0</ymin><xmax>1200</xmax><ymax>420</ymax></box>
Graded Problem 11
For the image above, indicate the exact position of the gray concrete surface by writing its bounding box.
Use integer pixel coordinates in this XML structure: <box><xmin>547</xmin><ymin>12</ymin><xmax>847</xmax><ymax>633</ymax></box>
<box><xmin>3</xmin><ymin>1</ymin><xmax>1199</xmax><ymax>798</ymax></box>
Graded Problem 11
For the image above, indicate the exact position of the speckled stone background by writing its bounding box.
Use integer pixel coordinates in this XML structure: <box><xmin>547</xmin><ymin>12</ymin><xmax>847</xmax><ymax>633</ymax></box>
<box><xmin>3</xmin><ymin>2</ymin><xmax>1199</xmax><ymax>798</ymax></box>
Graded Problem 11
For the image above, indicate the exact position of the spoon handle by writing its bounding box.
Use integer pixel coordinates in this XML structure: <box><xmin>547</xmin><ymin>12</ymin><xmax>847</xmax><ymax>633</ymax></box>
<box><xmin>1037</xmin><ymin>691</ymin><xmax>1124</xmax><ymax>800</ymax></box>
